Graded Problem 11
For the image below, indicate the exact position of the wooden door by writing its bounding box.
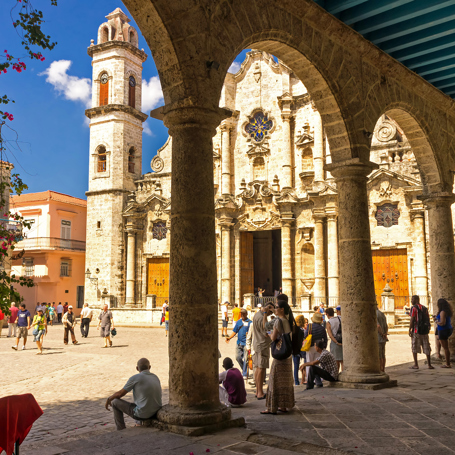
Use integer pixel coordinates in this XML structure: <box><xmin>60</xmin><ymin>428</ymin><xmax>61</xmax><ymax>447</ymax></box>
<box><xmin>372</xmin><ymin>249</ymin><xmax>409</xmax><ymax>309</ymax></box>
<box><xmin>240</xmin><ymin>231</ymin><xmax>254</xmax><ymax>300</ymax></box>
<box><xmin>147</xmin><ymin>258</ymin><xmax>169</xmax><ymax>298</ymax></box>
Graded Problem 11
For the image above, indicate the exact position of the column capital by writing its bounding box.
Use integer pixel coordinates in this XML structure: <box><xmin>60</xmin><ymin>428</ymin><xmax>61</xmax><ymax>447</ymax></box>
<box><xmin>326</xmin><ymin>212</ymin><xmax>338</xmax><ymax>221</ymax></box>
<box><xmin>418</xmin><ymin>192</ymin><xmax>455</xmax><ymax>207</ymax></box>
<box><xmin>410</xmin><ymin>209</ymin><xmax>425</xmax><ymax>221</ymax></box>
<box><xmin>281</xmin><ymin>217</ymin><xmax>294</xmax><ymax>227</ymax></box>
<box><xmin>220</xmin><ymin>113</ymin><xmax>239</xmax><ymax>131</ymax></box>
<box><xmin>312</xmin><ymin>208</ymin><xmax>326</xmax><ymax>221</ymax></box>
<box><xmin>219</xmin><ymin>218</ymin><xmax>233</xmax><ymax>230</ymax></box>
<box><xmin>326</xmin><ymin>158</ymin><xmax>378</xmax><ymax>180</ymax></box>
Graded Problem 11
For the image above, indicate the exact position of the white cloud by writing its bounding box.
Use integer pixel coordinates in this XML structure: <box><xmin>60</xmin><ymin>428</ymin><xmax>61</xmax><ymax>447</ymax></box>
<box><xmin>40</xmin><ymin>60</ymin><xmax>91</xmax><ymax>107</ymax></box>
<box><xmin>143</xmin><ymin>122</ymin><xmax>154</xmax><ymax>136</ymax></box>
<box><xmin>228</xmin><ymin>61</ymin><xmax>241</xmax><ymax>74</ymax></box>
<box><xmin>142</xmin><ymin>76</ymin><xmax>163</xmax><ymax>113</ymax></box>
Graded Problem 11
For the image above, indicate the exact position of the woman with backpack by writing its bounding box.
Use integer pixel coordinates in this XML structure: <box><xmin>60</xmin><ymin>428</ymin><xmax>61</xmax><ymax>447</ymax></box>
<box><xmin>326</xmin><ymin>307</ymin><xmax>343</xmax><ymax>373</ymax></box>
<box><xmin>435</xmin><ymin>298</ymin><xmax>453</xmax><ymax>368</ymax></box>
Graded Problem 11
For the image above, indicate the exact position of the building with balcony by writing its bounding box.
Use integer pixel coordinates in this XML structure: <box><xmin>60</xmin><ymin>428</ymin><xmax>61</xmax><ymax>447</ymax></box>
<box><xmin>10</xmin><ymin>191</ymin><xmax>87</xmax><ymax>315</ymax></box>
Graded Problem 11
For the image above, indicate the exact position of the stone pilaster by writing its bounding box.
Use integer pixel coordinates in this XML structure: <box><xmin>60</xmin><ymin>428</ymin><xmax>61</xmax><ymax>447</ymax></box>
<box><xmin>220</xmin><ymin>220</ymin><xmax>233</xmax><ymax>303</ymax></box>
<box><xmin>328</xmin><ymin>159</ymin><xmax>388</xmax><ymax>384</ymax></box>
<box><xmin>313</xmin><ymin>110</ymin><xmax>324</xmax><ymax>182</ymax></box>
<box><xmin>422</xmin><ymin>193</ymin><xmax>455</xmax><ymax>358</ymax></box>
<box><xmin>220</xmin><ymin>123</ymin><xmax>231</xmax><ymax>196</ymax></box>
<box><xmin>327</xmin><ymin>213</ymin><xmax>339</xmax><ymax>300</ymax></box>
<box><xmin>234</xmin><ymin>228</ymin><xmax>241</xmax><ymax>305</ymax></box>
<box><xmin>410</xmin><ymin>209</ymin><xmax>428</xmax><ymax>297</ymax></box>
<box><xmin>125</xmin><ymin>230</ymin><xmax>136</xmax><ymax>307</ymax></box>
<box><xmin>281</xmin><ymin>114</ymin><xmax>292</xmax><ymax>189</ymax></box>
<box><xmin>313</xmin><ymin>213</ymin><xmax>326</xmax><ymax>300</ymax></box>
<box><xmin>158</xmin><ymin>105</ymin><xmax>232</xmax><ymax>427</ymax></box>
<box><xmin>281</xmin><ymin>216</ymin><xmax>294</xmax><ymax>298</ymax></box>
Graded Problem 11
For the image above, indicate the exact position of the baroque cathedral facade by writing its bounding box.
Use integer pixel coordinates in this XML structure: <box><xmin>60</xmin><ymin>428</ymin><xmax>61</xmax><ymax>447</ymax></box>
<box><xmin>84</xmin><ymin>9</ymin><xmax>448</xmax><ymax>322</ymax></box>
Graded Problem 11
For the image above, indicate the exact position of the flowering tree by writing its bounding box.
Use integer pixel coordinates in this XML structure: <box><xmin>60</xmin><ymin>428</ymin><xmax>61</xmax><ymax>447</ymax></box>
<box><xmin>0</xmin><ymin>0</ymin><xmax>57</xmax><ymax>314</ymax></box>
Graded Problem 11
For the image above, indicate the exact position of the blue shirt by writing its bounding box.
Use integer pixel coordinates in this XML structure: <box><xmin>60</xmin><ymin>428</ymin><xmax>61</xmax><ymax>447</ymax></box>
<box><xmin>436</xmin><ymin>314</ymin><xmax>452</xmax><ymax>331</ymax></box>
<box><xmin>233</xmin><ymin>318</ymin><xmax>252</xmax><ymax>346</ymax></box>
<box><xmin>17</xmin><ymin>310</ymin><xmax>31</xmax><ymax>327</ymax></box>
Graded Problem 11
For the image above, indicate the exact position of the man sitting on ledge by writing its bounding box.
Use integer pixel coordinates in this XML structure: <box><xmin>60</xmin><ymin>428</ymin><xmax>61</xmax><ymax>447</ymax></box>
<box><xmin>300</xmin><ymin>340</ymin><xmax>339</xmax><ymax>389</ymax></box>
<box><xmin>105</xmin><ymin>358</ymin><xmax>162</xmax><ymax>430</ymax></box>
<box><xmin>219</xmin><ymin>357</ymin><xmax>247</xmax><ymax>407</ymax></box>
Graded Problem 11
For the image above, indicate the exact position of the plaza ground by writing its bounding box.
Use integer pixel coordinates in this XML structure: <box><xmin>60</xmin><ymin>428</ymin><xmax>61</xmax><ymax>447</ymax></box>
<box><xmin>1</xmin><ymin>325</ymin><xmax>455</xmax><ymax>454</ymax></box>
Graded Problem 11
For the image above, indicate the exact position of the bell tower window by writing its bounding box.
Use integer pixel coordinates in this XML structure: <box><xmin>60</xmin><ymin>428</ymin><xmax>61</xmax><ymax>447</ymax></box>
<box><xmin>128</xmin><ymin>148</ymin><xmax>135</xmax><ymax>173</ymax></box>
<box><xmin>128</xmin><ymin>76</ymin><xmax>136</xmax><ymax>108</ymax></box>
<box><xmin>99</xmin><ymin>73</ymin><xmax>109</xmax><ymax>106</ymax></box>
<box><xmin>98</xmin><ymin>146</ymin><xmax>107</xmax><ymax>172</ymax></box>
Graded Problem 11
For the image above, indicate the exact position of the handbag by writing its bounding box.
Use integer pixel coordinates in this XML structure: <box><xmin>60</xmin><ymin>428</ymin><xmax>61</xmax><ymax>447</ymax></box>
<box><xmin>111</xmin><ymin>328</ymin><xmax>117</xmax><ymax>337</ymax></box>
<box><xmin>301</xmin><ymin>324</ymin><xmax>313</xmax><ymax>352</ymax></box>
<box><xmin>271</xmin><ymin>319</ymin><xmax>293</xmax><ymax>360</ymax></box>
<box><xmin>335</xmin><ymin>316</ymin><xmax>342</xmax><ymax>343</ymax></box>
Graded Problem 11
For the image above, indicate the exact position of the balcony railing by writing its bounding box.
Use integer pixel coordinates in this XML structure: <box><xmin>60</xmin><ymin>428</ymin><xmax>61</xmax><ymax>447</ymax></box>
<box><xmin>15</xmin><ymin>237</ymin><xmax>86</xmax><ymax>251</ymax></box>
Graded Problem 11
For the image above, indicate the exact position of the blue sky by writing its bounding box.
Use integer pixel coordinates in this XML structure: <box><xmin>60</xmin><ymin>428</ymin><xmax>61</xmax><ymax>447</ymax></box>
<box><xmin>1</xmin><ymin>1</ymin><xmax>247</xmax><ymax>200</ymax></box>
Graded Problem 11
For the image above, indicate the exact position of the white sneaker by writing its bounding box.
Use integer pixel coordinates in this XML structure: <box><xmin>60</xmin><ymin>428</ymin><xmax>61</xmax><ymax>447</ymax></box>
<box><xmin>12</xmin><ymin>346</ymin><xmax>17</xmax><ymax>351</ymax></box>
<box><xmin>22</xmin><ymin>346</ymin><xmax>26</xmax><ymax>350</ymax></box>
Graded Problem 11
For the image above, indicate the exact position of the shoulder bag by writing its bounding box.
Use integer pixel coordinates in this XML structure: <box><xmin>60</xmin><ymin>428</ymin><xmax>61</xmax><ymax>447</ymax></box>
<box><xmin>271</xmin><ymin>319</ymin><xmax>293</xmax><ymax>360</ymax></box>
<box><xmin>301</xmin><ymin>324</ymin><xmax>313</xmax><ymax>352</ymax></box>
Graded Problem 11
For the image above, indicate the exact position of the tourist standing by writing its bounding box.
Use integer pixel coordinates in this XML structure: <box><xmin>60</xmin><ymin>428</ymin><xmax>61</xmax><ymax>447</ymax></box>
<box><xmin>63</xmin><ymin>302</ymin><xmax>69</xmax><ymax>314</ymax></box>
<box><xmin>261</xmin><ymin>299</ymin><xmax>295</xmax><ymax>414</ymax></box>
<box><xmin>304</xmin><ymin>312</ymin><xmax>327</xmax><ymax>387</ymax></box>
<box><xmin>7</xmin><ymin>302</ymin><xmax>19</xmax><ymax>338</ymax></box>
<box><xmin>326</xmin><ymin>307</ymin><xmax>343</xmax><ymax>372</ymax></box>
<box><xmin>226</xmin><ymin>309</ymin><xmax>252</xmax><ymax>377</ymax></box>
<box><xmin>300</xmin><ymin>340</ymin><xmax>338</xmax><ymax>389</ymax></box>
<box><xmin>31</xmin><ymin>308</ymin><xmax>47</xmax><ymax>355</ymax></box>
<box><xmin>80</xmin><ymin>303</ymin><xmax>92</xmax><ymax>338</ymax></box>
<box><xmin>12</xmin><ymin>304</ymin><xmax>31</xmax><ymax>351</ymax></box>
<box><xmin>377</xmin><ymin>305</ymin><xmax>388</xmax><ymax>372</ymax></box>
<box><xmin>319</xmin><ymin>302</ymin><xmax>326</xmax><ymax>327</ymax></box>
<box><xmin>57</xmin><ymin>302</ymin><xmax>63</xmax><ymax>323</ymax></box>
<box><xmin>48</xmin><ymin>303</ymin><xmax>55</xmax><ymax>326</ymax></box>
<box><xmin>160</xmin><ymin>300</ymin><xmax>168</xmax><ymax>326</ymax></box>
<box><xmin>164</xmin><ymin>305</ymin><xmax>169</xmax><ymax>337</ymax></box>
<box><xmin>249</xmin><ymin>302</ymin><xmax>275</xmax><ymax>399</ymax></box>
<box><xmin>435</xmin><ymin>298</ymin><xmax>453</xmax><ymax>368</ymax></box>
<box><xmin>232</xmin><ymin>303</ymin><xmax>241</xmax><ymax>329</ymax></box>
<box><xmin>292</xmin><ymin>315</ymin><xmax>307</xmax><ymax>385</ymax></box>
<box><xmin>98</xmin><ymin>303</ymin><xmax>114</xmax><ymax>347</ymax></box>
<box><xmin>219</xmin><ymin>357</ymin><xmax>247</xmax><ymax>407</ymax></box>
<box><xmin>220</xmin><ymin>301</ymin><xmax>229</xmax><ymax>337</ymax></box>
<box><xmin>62</xmin><ymin>306</ymin><xmax>78</xmax><ymax>345</ymax></box>
<box><xmin>0</xmin><ymin>308</ymin><xmax>4</xmax><ymax>337</ymax></box>
<box><xmin>409</xmin><ymin>295</ymin><xmax>433</xmax><ymax>370</ymax></box>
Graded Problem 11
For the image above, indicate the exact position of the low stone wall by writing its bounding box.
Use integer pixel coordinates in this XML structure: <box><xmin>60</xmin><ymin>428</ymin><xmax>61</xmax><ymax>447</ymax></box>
<box><xmin>110</xmin><ymin>308</ymin><xmax>163</xmax><ymax>326</ymax></box>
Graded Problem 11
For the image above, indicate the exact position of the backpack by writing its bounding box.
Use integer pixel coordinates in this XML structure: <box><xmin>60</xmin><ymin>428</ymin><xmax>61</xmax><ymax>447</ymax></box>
<box><xmin>292</xmin><ymin>325</ymin><xmax>305</xmax><ymax>355</ymax></box>
<box><xmin>417</xmin><ymin>305</ymin><xmax>431</xmax><ymax>335</ymax></box>
<box><xmin>334</xmin><ymin>316</ymin><xmax>342</xmax><ymax>343</ymax></box>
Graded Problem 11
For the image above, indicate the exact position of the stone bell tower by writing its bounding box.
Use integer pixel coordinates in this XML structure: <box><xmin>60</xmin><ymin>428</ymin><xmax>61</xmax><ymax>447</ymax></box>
<box><xmin>84</xmin><ymin>8</ymin><xmax>148</xmax><ymax>308</ymax></box>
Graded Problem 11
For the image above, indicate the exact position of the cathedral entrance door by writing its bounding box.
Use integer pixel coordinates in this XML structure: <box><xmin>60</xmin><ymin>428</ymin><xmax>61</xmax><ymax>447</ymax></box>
<box><xmin>240</xmin><ymin>232</ymin><xmax>254</xmax><ymax>300</ymax></box>
<box><xmin>147</xmin><ymin>258</ymin><xmax>170</xmax><ymax>305</ymax></box>
<box><xmin>372</xmin><ymin>249</ymin><xmax>409</xmax><ymax>310</ymax></box>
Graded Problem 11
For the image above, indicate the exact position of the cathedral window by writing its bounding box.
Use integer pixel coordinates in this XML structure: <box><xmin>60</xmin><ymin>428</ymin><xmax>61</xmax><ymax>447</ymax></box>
<box><xmin>99</xmin><ymin>73</ymin><xmax>109</xmax><ymax>106</ymax></box>
<box><xmin>375</xmin><ymin>203</ymin><xmax>400</xmax><ymax>228</ymax></box>
<box><xmin>97</xmin><ymin>146</ymin><xmax>107</xmax><ymax>172</ymax></box>
<box><xmin>128</xmin><ymin>76</ymin><xmax>136</xmax><ymax>109</ymax></box>
<box><xmin>128</xmin><ymin>148</ymin><xmax>135</xmax><ymax>173</ymax></box>
<box><xmin>152</xmin><ymin>222</ymin><xmax>167</xmax><ymax>240</ymax></box>
<box><xmin>253</xmin><ymin>156</ymin><xmax>265</xmax><ymax>180</ymax></box>
<box><xmin>100</xmin><ymin>27</ymin><xmax>109</xmax><ymax>44</ymax></box>
<box><xmin>301</xmin><ymin>147</ymin><xmax>313</xmax><ymax>171</ymax></box>
<box><xmin>245</xmin><ymin>111</ymin><xmax>273</xmax><ymax>143</ymax></box>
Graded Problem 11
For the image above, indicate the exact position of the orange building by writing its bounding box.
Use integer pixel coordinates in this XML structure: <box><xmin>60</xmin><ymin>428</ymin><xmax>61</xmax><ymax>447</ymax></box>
<box><xmin>10</xmin><ymin>191</ymin><xmax>87</xmax><ymax>316</ymax></box>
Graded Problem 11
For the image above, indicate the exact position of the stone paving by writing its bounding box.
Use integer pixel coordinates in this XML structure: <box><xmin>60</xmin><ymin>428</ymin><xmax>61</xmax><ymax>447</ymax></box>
<box><xmin>2</xmin><ymin>325</ymin><xmax>455</xmax><ymax>454</ymax></box>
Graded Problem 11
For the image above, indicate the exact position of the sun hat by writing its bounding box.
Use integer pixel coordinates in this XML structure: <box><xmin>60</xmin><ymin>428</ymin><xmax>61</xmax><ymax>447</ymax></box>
<box><xmin>312</xmin><ymin>312</ymin><xmax>323</xmax><ymax>324</ymax></box>
<box><xmin>68</xmin><ymin>305</ymin><xmax>73</xmax><ymax>309</ymax></box>
<box><xmin>336</xmin><ymin>305</ymin><xmax>341</xmax><ymax>311</ymax></box>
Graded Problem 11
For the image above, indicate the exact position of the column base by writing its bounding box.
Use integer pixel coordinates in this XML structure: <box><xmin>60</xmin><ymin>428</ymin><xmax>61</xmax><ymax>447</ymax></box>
<box><xmin>156</xmin><ymin>405</ymin><xmax>243</xmax><ymax>436</ymax></box>
<box><xmin>338</xmin><ymin>371</ymin><xmax>390</xmax><ymax>384</ymax></box>
<box><xmin>328</xmin><ymin>379</ymin><xmax>397</xmax><ymax>390</ymax></box>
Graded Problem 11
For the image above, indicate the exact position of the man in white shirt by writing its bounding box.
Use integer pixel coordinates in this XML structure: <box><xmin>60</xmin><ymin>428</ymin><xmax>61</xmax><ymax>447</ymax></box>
<box><xmin>80</xmin><ymin>303</ymin><xmax>92</xmax><ymax>338</ymax></box>
<box><xmin>220</xmin><ymin>301</ymin><xmax>229</xmax><ymax>338</ymax></box>
<box><xmin>56</xmin><ymin>302</ymin><xmax>63</xmax><ymax>323</ymax></box>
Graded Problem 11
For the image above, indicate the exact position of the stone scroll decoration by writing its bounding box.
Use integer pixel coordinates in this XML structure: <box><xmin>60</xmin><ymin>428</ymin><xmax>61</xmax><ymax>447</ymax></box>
<box><xmin>152</xmin><ymin>221</ymin><xmax>167</xmax><ymax>240</ymax></box>
<box><xmin>244</xmin><ymin>111</ymin><xmax>273</xmax><ymax>143</ymax></box>
<box><xmin>375</xmin><ymin>203</ymin><xmax>400</xmax><ymax>228</ymax></box>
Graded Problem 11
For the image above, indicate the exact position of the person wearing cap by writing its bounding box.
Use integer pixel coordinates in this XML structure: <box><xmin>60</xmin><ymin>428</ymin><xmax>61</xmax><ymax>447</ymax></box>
<box><xmin>226</xmin><ymin>308</ymin><xmax>252</xmax><ymax>377</ymax></box>
<box><xmin>336</xmin><ymin>305</ymin><xmax>341</xmax><ymax>316</ymax></box>
<box><xmin>62</xmin><ymin>305</ymin><xmax>78</xmax><ymax>345</ymax></box>
<box><xmin>304</xmin><ymin>312</ymin><xmax>327</xmax><ymax>387</ymax></box>
<box><xmin>219</xmin><ymin>357</ymin><xmax>247</xmax><ymax>407</ymax></box>
<box><xmin>31</xmin><ymin>307</ymin><xmax>47</xmax><ymax>354</ymax></box>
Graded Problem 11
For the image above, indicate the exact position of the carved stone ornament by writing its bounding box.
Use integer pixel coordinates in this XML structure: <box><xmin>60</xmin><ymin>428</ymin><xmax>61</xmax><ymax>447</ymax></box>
<box><xmin>239</xmin><ymin>181</ymin><xmax>273</xmax><ymax>199</ymax></box>
<box><xmin>295</xmin><ymin>123</ymin><xmax>314</xmax><ymax>147</ymax></box>
<box><xmin>376</xmin><ymin>120</ymin><xmax>397</xmax><ymax>143</ymax></box>
<box><xmin>379</xmin><ymin>181</ymin><xmax>392</xmax><ymax>199</ymax></box>
<box><xmin>237</xmin><ymin>210</ymin><xmax>280</xmax><ymax>231</ymax></box>
<box><xmin>151</xmin><ymin>156</ymin><xmax>164</xmax><ymax>172</ymax></box>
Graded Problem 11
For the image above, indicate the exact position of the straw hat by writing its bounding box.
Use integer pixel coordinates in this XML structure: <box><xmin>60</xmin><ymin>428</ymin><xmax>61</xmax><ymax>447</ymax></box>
<box><xmin>312</xmin><ymin>312</ymin><xmax>323</xmax><ymax>324</ymax></box>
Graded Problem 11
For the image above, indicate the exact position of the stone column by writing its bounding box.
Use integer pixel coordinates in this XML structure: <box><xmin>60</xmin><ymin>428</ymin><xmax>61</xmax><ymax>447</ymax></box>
<box><xmin>313</xmin><ymin>215</ymin><xmax>326</xmax><ymax>300</ymax></box>
<box><xmin>411</xmin><ymin>210</ymin><xmax>428</xmax><ymax>297</ymax></box>
<box><xmin>329</xmin><ymin>159</ymin><xmax>388</xmax><ymax>384</ymax></box>
<box><xmin>327</xmin><ymin>213</ymin><xmax>339</xmax><ymax>301</ymax></box>
<box><xmin>220</xmin><ymin>222</ymin><xmax>232</xmax><ymax>303</ymax></box>
<box><xmin>220</xmin><ymin>123</ymin><xmax>231</xmax><ymax>196</ymax></box>
<box><xmin>281</xmin><ymin>217</ymin><xmax>294</xmax><ymax>297</ymax></box>
<box><xmin>159</xmin><ymin>106</ymin><xmax>231</xmax><ymax>426</ymax></box>
<box><xmin>125</xmin><ymin>230</ymin><xmax>136</xmax><ymax>307</ymax></box>
<box><xmin>234</xmin><ymin>228</ymin><xmax>241</xmax><ymax>305</ymax></box>
<box><xmin>281</xmin><ymin>114</ymin><xmax>292</xmax><ymax>189</ymax></box>
<box><xmin>313</xmin><ymin>110</ymin><xmax>324</xmax><ymax>182</ymax></box>
<box><xmin>423</xmin><ymin>194</ymin><xmax>455</xmax><ymax>358</ymax></box>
